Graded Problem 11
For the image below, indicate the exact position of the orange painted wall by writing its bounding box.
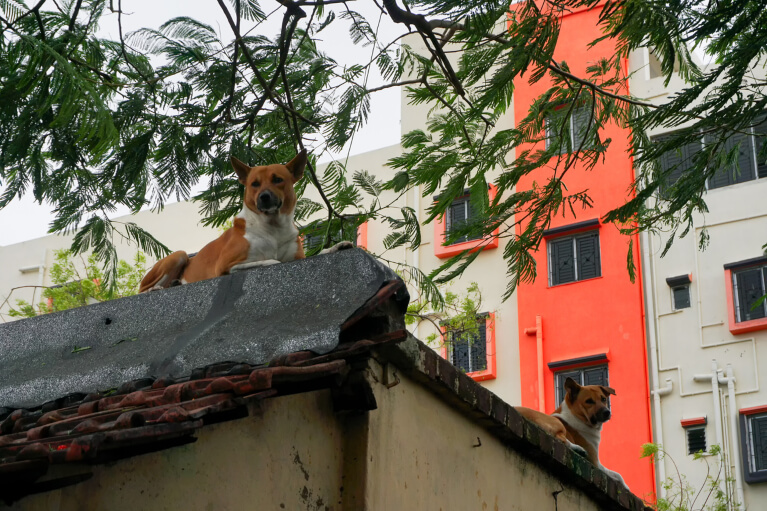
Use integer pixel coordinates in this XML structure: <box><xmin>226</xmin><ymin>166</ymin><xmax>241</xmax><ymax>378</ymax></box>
<box><xmin>512</xmin><ymin>5</ymin><xmax>655</xmax><ymax>498</ymax></box>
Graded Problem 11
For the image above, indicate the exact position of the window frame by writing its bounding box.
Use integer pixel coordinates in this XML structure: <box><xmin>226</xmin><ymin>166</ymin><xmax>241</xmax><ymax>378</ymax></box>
<box><xmin>552</xmin><ymin>363</ymin><xmax>609</xmax><ymax>408</ymax></box>
<box><xmin>433</xmin><ymin>185</ymin><xmax>499</xmax><ymax>259</ymax></box>
<box><xmin>724</xmin><ymin>257</ymin><xmax>767</xmax><ymax>334</ymax></box>
<box><xmin>680</xmin><ymin>417</ymin><xmax>708</xmax><ymax>455</ymax></box>
<box><xmin>653</xmin><ymin>119</ymin><xmax>767</xmax><ymax>193</ymax></box>
<box><xmin>666</xmin><ymin>274</ymin><xmax>693</xmax><ymax>311</ymax></box>
<box><xmin>739</xmin><ymin>405</ymin><xmax>767</xmax><ymax>484</ymax></box>
<box><xmin>545</xmin><ymin>104</ymin><xmax>594</xmax><ymax>154</ymax></box>
<box><xmin>545</xmin><ymin>221</ymin><xmax>602</xmax><ymax>287</ymax></box>
<box><xmin>439</xmin><ymin>312</ymin><xmax>497</xmax><ymax>382</ymax></box>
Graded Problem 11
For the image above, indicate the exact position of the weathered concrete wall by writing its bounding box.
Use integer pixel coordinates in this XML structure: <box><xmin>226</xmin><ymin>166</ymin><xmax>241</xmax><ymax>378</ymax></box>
<box><xmin>5</xmin><ymin>360</ymin><xmax>612</xmax><ymax>511</ymax></box>
<box><xmin>4</xmin><ymin>391</ymin><xmax>346</xmax><ymax>511</ymax></box>
<box><xmin>364</xmin><ymin>359</ymin><xmax>602</xmax><ymax>511</ymax></box>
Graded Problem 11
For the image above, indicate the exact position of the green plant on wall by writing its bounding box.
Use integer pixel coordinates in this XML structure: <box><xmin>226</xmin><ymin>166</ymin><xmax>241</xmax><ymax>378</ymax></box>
<box><xmin>405</xmin><ymin>281</ymin><xmax>484</xmax><ymax>348</ymax></box>
<box><xmin>641</xmin><ymin>443</ymin><xmax>739</xmax><ymax>511</ymax></box>
<box><xmin>7</xmin><ymin>250</ymin><xmax>147</xmax><ymax>318</ymax></box>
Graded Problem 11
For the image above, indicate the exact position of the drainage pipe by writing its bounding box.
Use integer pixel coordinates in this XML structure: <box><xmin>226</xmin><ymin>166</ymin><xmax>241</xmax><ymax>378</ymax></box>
<box><xmin>641</xmin><ymin>230</ymin><xmax>671</xmax><ymax>496</ymax></box>
<box><xmin>722</xmin><ymin>365</ymin><xmax>744</xmax><ymax>508</ymax></box>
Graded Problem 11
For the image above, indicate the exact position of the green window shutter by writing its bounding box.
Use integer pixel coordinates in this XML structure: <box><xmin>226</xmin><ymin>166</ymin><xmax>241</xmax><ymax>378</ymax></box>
<box><xmin>583</xmin><ymin>365</ymin><xmax>609</xmax><ymax>386</ymax></box>
<box><xmin>707</xmin><ymin>132</ymin><xmax>755</xmax><ymax>189</ymax></box>
<box><xmin>469</xmin><ymin>316</ymin><xmax>487</xmax><ymax>372</ymax></box>
<box><xmin>571</xmin><ymin>105</ymin><xmax>592</xmax><ymax>151</ymax></box>
<box><xmin>673</xmin><ymin>285</ymin><xmax>691</xmax><ymax>309</ymax></box>
<box><xmin>550</xmin><ymin>237</ymin><xmax>576</xmax><ymax>285</ymax></box>
<box><xmin>446</xmin><ymin>198</ymin><xmax>468</xmax><ymax>244</ymax></box>
<box><xmin>687</xmin><ymin>427</ymin><xmax>707</xmax><ymax>455</ymax></box>
<box><xmin>555</xmin><ymin>370</ymin><xmax>582</xmax><ymax>407</ymax></box>
<box><xmin>546</xmin><ymin>108</ymin><xmax>569</xmax><ymax>155</ymax></box>
<box><xmin>751</xmin><ymin>415</ymin><xmax>767</xmax><ymax>471</ymax></box>
<box><xmin>576</xmin><ymin>232</ymin><xmax>601</xmax><ymax>280</ymax></box>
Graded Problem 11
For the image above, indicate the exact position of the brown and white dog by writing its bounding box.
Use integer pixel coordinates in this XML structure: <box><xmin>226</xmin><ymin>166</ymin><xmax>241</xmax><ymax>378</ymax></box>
<box><xmin>139</xmin><ymin>150</ymin><xmax>349</xmax><ymax>293</ymax></box>
<box><xmin>515</xmin><ymin>377</ymin><xmax>628</xmax><ymax>489</ymax></box>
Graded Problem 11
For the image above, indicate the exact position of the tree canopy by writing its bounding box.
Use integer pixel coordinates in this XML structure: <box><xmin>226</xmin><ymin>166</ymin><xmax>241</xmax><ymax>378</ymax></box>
<box><xmin>0</xmin><ymin>0</ymin><xmax>765</xmax><ymax>302</ymax></box>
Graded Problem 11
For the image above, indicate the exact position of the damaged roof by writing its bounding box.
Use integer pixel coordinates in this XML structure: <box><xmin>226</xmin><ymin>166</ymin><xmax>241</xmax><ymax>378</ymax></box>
<box><xmin>0</xmin><ymin>249</ymin><xmax>650</xmax><ymax>510</ymax></box>
<box><xmin>0</xmin><ymin>248</ymin><xmax>407</xmax><ymax>410</ymax></box>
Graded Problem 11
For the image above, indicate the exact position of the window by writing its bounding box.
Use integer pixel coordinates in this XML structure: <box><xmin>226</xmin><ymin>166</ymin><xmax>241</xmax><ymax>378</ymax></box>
<box><xmin>739</xmin><ymin>406</ymin><xmax>767</xmax><ymax>483</ymax></box>
<box><xmin>666</xmin><ymin>274</ymin><xmax>692</xmax><ymax>310</ymax></box>
<box><xmin>653</xmin><ymin>133</ymin><xmax>702</xmax><ymax>194</ymax></box>
<box><xmin>434</xmin><ymin>186</ymin><xmax>499</xmax><ymax>259</ymax></box>
<box><xmin>546</xmin><ymin>105</ymin><xmax>594</xmax><ymax>154</ymax></box>
<box><xmin>706</xmin><ymin>131</ymin><xmax>757</xmax><ymax>189</ymax></box>
<box><xmin>441</xmin><ymin>312</ymin><xmax>496</xmax><ymax>382</ymax></box>
<box><xmin>654</xmin><ymin>117</ymin><xmax>767</xmax><ymax>192</ymax></box>
<box><xmin>681</xmin><ymin>417</ymin><xmax>708</xmax><ymax>455</ymax></box>
<box><xmin>725</xmin><ymin>257</ymin><xmax>767</xmax><ymax>334</ymax></box>
<box><xmin>554</xmin><ymin>364</ymin><xmax>608</xmax><ymax>407</ymax></box>
<box><xmin>733</xmin><ymin>264</ymin><xmax>767</xmax><ymax>323</ymax></box>
<box><xmin>547</xmin><ymin>230</ymin><xmax>601</xmax><ymax>286</ymax></box>
<box><xmin>445</xmin><ymin>195</ymin><xmax>482</xmax><ymax>245</ymax></box>
<box><xmin>686</xmin><ymin>427</ymin><xmax>707</xmax><ymax>455</ymax></box>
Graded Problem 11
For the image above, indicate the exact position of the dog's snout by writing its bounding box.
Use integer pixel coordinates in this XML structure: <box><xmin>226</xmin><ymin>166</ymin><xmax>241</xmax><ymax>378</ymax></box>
<box><xmin>257</xmin><ymin>190</ymin><xmax>278</xmax><ymax>209</ymax></box>
<box><xmin>597</xmin><ymin>408</ymin><xmax>611</xmax><ymax>422</ymax></box>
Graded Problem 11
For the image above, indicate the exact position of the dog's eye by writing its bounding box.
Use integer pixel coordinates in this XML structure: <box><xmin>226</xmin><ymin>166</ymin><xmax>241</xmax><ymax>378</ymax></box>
<box><xmin>272</xmin><ymin>175</ymin><xmax>284</xmax><ymax>184</ymax></box>
<box><xmin>586</xmin><ymin>398</ymin><xmax>595</xmax><ymax>405</ymax></box>
<box><xmin>251</xmin><ymin>181</ymin><xmax>260</xmax><ymax>188</ymax></box>
<box><xmin>601</xmin><ymin>397</ymin><xmax>607</xmax><ymax>403</ymax></box>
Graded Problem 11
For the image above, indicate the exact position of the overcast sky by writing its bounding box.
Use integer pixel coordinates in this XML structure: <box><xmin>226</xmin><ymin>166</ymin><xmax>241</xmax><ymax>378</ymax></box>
<box><xmin>0</xmin><ymin>0</ymin><xmax>402</xmax><ymax>246</ymax></box>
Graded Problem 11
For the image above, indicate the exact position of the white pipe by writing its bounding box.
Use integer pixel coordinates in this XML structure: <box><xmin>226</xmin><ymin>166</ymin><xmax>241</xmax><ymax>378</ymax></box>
<box><xmin>694</xmin><ymin>361</ymin><xmax>725</xmax><ymax>500</ymax></box>
<box><xmin>641</xmin><ymin>229</ymin><xmax>671</xmax><ymax>496</ymax></box>
<box><xmin>723</xmin><ymin>365</ymin><xmax>745</xmax><ymax>508</ymax></box>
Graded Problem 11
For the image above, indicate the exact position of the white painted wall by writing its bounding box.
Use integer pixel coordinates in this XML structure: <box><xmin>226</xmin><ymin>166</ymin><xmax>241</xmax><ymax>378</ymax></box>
<box><xmin>631</xmin><ymin>49</ymin><xmax>767</xmax><ymax>508</ymax></box>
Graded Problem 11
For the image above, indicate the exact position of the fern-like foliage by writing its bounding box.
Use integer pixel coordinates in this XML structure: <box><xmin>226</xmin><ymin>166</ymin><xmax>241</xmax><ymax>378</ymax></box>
<box><xmin>0</xmin><ymin>0</ymin><xmax>764</xmax><ymax>303</ymax></box>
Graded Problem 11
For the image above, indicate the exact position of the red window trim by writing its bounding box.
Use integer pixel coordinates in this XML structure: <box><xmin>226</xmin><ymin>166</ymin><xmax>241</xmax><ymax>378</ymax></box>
<box><xmin>542</xmin><ymin>218</ymin><xmax>601</xmax><ymax>240</ymax></box>
<box><xmin>724</xmin><ymin>267</ymin><xmax>767</xmax><ymax>335</ymax></box>
<box><xmin>740</xmin><ymin>405</ymin><xmax>767</xmax><ymax>416</ymax></box>
<box><xmin>434</xmin><ymin>185</ymin><xmax>499</xmax><ymax>259</ymax></box>
<box><xmin>356</xmin><ymin>222</ymin><xmax>368</xmax><ymax>250</ymax></box>
<box><xmin>440</xmin><ymin>312</ymin><xmax>497</xmax><ymax>382</ymax></box>
<box><xmin>681</xmin><ymin>417</ymin><xmax>707</xmax><ymax>427</ymax></box>
<box><xmin>547</xmin><ymin>350</ymin><xmax>610</xmax><ymax>372</ymax></box>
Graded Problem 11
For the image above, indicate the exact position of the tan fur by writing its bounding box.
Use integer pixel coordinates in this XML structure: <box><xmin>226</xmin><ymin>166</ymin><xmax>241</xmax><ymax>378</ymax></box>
<box><xmin>515</xmin><ymin>379</ymin><xmax>615</xmax><ymax>466</ymax></box>
<box><xmin>139</xmin><ymin>151</ymin><xmax>307</xmax><ymax>293</ymax></box>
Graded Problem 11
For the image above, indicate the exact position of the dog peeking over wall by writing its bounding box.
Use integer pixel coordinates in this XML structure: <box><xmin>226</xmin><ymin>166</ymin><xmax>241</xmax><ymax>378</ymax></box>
<box><xmin>515</xmin><ymin>377</ymin><xmax>628</xmax><ymax>489</ymax></box>
<box><xmin>139</xmin><ymin>150</ymin><xmax>351</xmax><ymax>293</ymax></box>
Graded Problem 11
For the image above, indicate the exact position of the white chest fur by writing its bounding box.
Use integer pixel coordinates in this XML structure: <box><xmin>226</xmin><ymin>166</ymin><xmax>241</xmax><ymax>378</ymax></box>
<box><xmin>236</xmin><ymin>207</ymin><xmax>299</xmax><ymax>263</ymax></box>
<box><xmin>552</xmin><ymin>403</ymin><xmax>602</xmax><ymax>460</ymax></box>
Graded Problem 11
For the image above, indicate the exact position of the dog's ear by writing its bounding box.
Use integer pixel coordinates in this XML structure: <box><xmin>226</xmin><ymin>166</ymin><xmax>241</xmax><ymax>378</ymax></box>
<box><xmin>564</xmin><ymin>377</ymin><xmax>581</xmax><ymax>402</ymax></box>
<box><xmin>285</xmin><ymin>149</ymin><xmax>307</xmax><ymax>182</ymax></box>
<box><xmin>231</xmin><ymin>156</ymin><xmax>251</xmax><ymax>184</ymax></box>
<box><xmin>600</xmin><ymin>386</ymin><xmax>616</xmax><ymax>397</ymax></box>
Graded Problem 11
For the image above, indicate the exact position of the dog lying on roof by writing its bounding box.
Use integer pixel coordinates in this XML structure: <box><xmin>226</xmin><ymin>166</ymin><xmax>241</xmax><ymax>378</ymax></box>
<box><xmin>140</xmin><ymin>150</ymin><xmax>351</xmax><ymax>292</ymax></box>
<box><xmin>515</xmin><ymin>377</ymin><xmax>628</xmax><ymax>489</ymax></box>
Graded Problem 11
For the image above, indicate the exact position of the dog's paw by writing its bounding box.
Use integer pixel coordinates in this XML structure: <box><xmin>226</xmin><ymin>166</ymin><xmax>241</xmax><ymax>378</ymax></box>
<box><xmin>319</xmin><ymin>241</ymin><xmax>355</xmax><ymax>255</ymax></box>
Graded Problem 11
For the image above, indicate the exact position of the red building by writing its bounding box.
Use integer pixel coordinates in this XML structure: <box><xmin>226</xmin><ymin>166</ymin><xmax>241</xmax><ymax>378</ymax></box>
<box><xmin>513</xmin><ymin>4</ymin><xmax>656</xmax><ymax>497</ymax></box>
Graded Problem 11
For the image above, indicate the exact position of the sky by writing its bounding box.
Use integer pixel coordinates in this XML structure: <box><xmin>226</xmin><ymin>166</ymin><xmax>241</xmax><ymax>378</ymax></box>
<box><xmin>0</xmin><ymin>0</ymin><xmax>403</xmax><ymax>246</ymax></box>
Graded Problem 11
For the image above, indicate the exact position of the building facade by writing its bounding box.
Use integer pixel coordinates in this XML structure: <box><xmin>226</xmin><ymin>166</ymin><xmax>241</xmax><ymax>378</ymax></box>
<box><xmin>2</xmin><ymin>6</ymin><xmax>767</xmax><ymax>507</ymax></box>
<box><xmin>632</xmin><ymin>48</ymin><xmax>767</xmax><ymax>508</ymax></box>
<box><xmin>512</xmin><ymin>5</ymin><xmax>655</xmax><ymax>498</ymax></box>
